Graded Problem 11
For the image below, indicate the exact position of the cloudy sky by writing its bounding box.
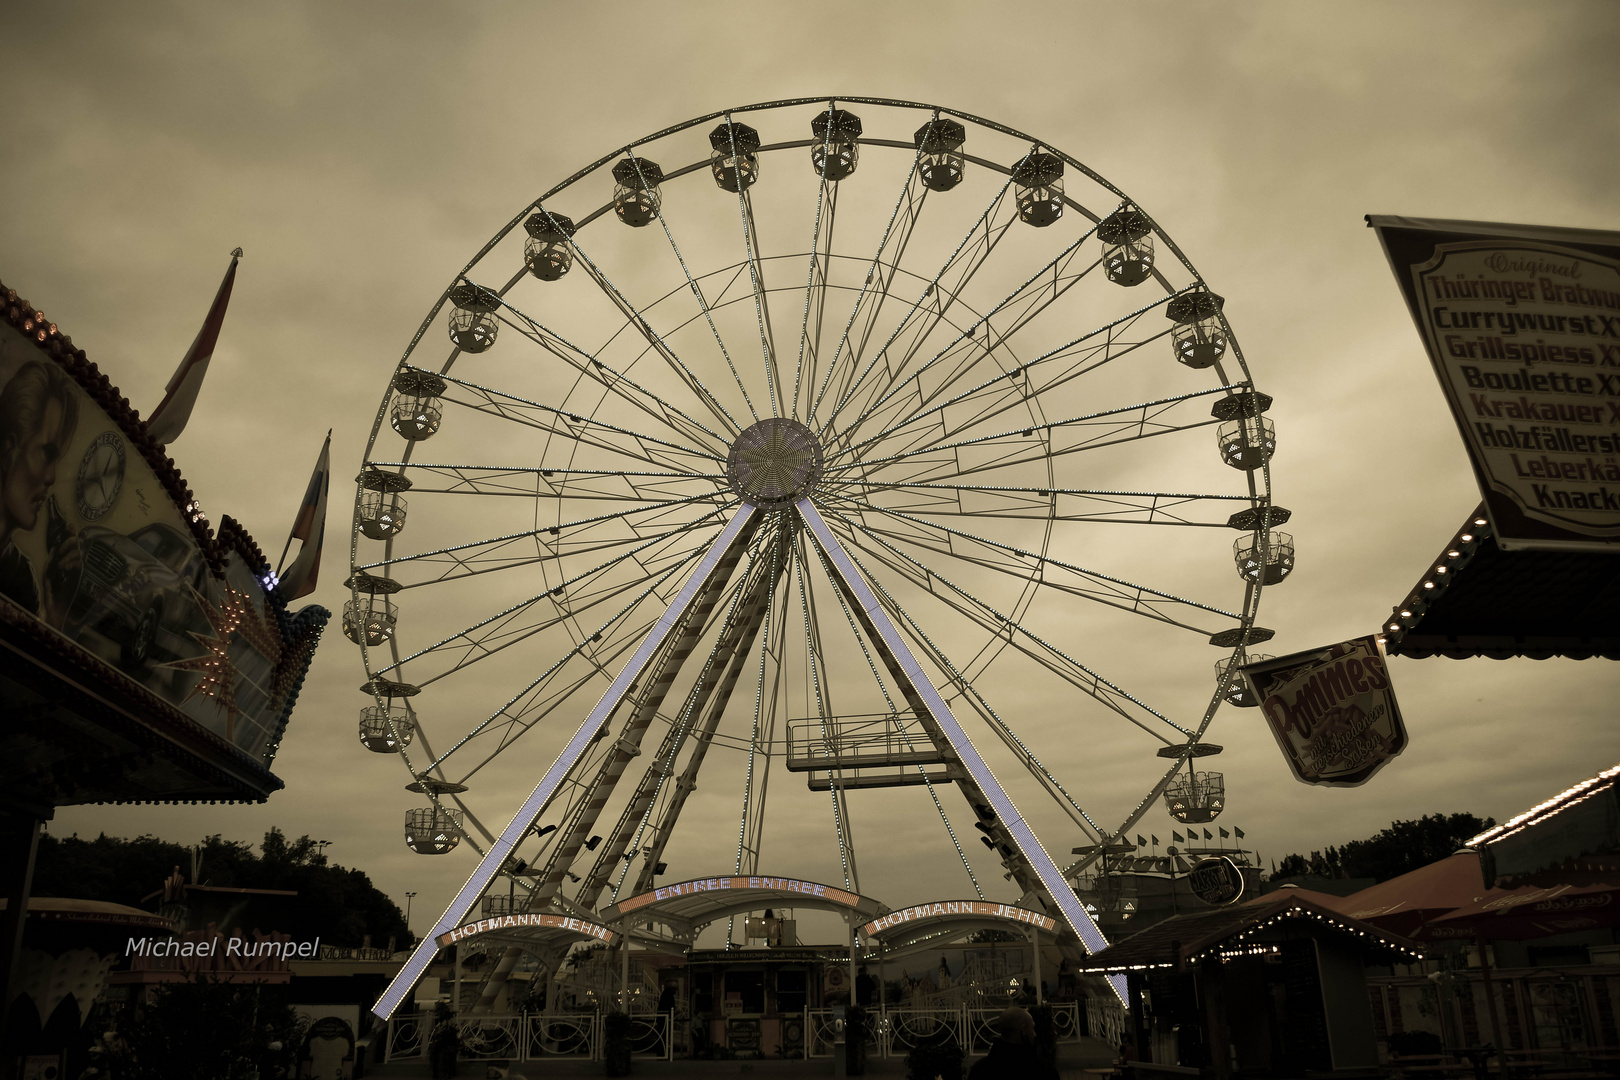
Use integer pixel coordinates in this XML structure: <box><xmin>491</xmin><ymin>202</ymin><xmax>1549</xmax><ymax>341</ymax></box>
<box><xmin>4</xmin><ymin>1</ymin><xmax>1619</xmax><ymax>947</ymax></box>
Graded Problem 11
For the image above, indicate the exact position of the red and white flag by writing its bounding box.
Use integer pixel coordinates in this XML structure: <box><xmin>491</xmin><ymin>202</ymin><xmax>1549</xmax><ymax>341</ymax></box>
<box><xmin>146</xmin><ymin>249</ymin><xmax>241</xmax><ymax>446</ymax></box>
<box><xmin>277</xmin><ymin>432</ymin><xmax>330</xmax><ymax>602</ymax></box>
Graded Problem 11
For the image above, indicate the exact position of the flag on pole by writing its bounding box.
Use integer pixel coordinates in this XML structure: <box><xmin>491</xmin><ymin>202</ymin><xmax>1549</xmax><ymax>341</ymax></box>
<box><xmin>1234</xmin><ymin>826</ymin><xmax>1245</xmax><ymax>839</ymax></box>
<box><xmin>277</xmin><ymin>431</ymin><xmax>330</xmax><ymax>601</ymax></box>
<box><xmin>1219</xmin><ymin>827</ymin><xmax>1230</xmax><ymax>839</ymax></box>
<box><xmin>1203</xmin><ymin>828</ymin><xmax>1213</xmax><ymax>840</ymax></box>
<box><xmin>147</xmin><ymin>250</ymin><xmax>241</xmax><ymax>446</ymax></box>
<box><xmin>1151</xmin><ymin>835</ymin><xmax>1159</xmax><ymax>847</ymax></box>
<box><xmin>1136</xmin><ymin>835</ymin><xmax>1147</xmax><ymax>848</ymax></box>
<box><xmin>1172</xmin><ymin>831</ymin><xmax>1184</xmax><ymax>844</ymax></box>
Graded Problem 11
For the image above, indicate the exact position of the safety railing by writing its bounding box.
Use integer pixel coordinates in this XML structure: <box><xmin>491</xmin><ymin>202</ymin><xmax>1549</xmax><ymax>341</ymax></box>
<box><xmin>384</xmin><ymin>1003</ymin><xmax>1092</xmax><ymax>1063</ymax></box>
<box><xmin>383</xmin><ymin>1011</ymin><xmax>600</xmax><ymax>1063</ymax></box>
<box><xmin>1087</xmin><ymin>996</ymin><xmax>1128</xmax><ymax>1049</ymax></box>
<box><xmin>628</xmin><ymin>1012</ymin><xmax>674</xmax><ymax>1060</ymax></box>
<box><xmin>455</xmin><ymin>1016</ymin><xmax>522</xmax><ymax>1061</ymax></box>
<box><xmin>526</xmin><ymin>1012</ymin><xmax>599</xmax><ymax>1059</ymax></box>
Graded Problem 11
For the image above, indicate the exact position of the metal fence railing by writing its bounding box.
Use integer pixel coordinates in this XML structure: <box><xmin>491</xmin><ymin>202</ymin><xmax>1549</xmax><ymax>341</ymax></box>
<box><xmin>385</xmin><ymin>1001</ymin><xmax>1096</xmax><ymax>1063</ymax></box>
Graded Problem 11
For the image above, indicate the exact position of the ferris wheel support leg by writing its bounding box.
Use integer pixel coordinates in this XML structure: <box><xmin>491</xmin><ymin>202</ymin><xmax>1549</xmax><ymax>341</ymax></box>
<box><xmin>371</xmin><ymin>504</ymin><xmax>760</xmax><ymax>1022</ymax></box>
<box><xmin>797</xmin><ymin>497</ymin><xmax>1127</xmax><ymax>1005</ymax></box>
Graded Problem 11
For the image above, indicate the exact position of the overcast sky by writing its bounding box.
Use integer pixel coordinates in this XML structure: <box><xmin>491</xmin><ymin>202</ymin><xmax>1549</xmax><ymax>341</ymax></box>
<box><xmin>4</xmin><ymin>1</ymin><xmax>1619</xmax><ymax>946</ymax></box>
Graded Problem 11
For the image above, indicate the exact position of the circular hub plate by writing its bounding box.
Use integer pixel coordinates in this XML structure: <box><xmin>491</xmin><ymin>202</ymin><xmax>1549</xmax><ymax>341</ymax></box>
<box><xmin>726</xmin><ymin>418</ymin><xmax>824</xmax><ymax>510</ymax></box>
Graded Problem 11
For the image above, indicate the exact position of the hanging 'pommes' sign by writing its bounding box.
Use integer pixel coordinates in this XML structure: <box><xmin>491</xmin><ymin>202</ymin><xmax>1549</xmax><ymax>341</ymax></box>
<box><xmin>1241</xmin><ymin>636</ymin><xmax>1408</xmax><ymax>787</ymax></box>
<box><xmin>1368</xmin><ymin>216</ymin><xmax>1620</xmax><ymax>551</ymax></box>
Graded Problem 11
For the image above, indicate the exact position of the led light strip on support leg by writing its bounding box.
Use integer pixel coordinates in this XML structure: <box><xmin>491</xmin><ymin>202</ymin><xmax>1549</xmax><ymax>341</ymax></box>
<box><xmin>797</xmin><ymin>497</ymin><xmax>1127</xmax><ymax>1004</ymax></box>
<box><xmin>372</xmin><ymin>504</ymin><xmax>759</xmax><ymax>1021</ymax></box>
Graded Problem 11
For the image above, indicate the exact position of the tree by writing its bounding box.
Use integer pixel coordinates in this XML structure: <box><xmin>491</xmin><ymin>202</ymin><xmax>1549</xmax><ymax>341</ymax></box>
<box><xmin>108</xmin><ymin>976</ymin><xmax>304</xmax><ymax>1080</ymax></box>
<box><xmin>1268</xmin><ymin>813</ymin><xmax>1496</xmax><ymax>883</ymax></box>
<box><xmin>31</xmin><ymin>828</ymin><xmax>410</xmax><ymax>947</ymax></box>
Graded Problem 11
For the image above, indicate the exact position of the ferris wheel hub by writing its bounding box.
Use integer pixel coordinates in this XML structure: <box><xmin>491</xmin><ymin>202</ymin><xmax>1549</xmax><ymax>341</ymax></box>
<box><xmin>725</xmin><ymin>418</ymin><xmax>825</xmax><ymax>511</ymax></box>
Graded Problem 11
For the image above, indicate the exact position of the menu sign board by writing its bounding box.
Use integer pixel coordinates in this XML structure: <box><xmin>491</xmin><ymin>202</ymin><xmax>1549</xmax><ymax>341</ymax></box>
<box><xmin>1369</xmin><ymin>216</ymin><xmax>1620</xmax><ymax>550</ymax></box>
<box><xmin>1242</xmin><ymin>636</ymin><xmax>1408</xmax><ymax>788</ymax></box>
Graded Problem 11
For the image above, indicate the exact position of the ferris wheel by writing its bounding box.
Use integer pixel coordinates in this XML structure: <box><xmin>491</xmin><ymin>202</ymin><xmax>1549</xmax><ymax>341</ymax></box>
<box><xmin>346</xmin><ymin>97</ymin><xmax>1289</xmax><ymax>1003</ymax></box>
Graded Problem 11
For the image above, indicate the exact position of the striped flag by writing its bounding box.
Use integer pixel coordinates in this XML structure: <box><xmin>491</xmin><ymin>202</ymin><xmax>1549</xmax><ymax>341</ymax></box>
<box><xmin>147</xmin><ymin>250</ymin><xmax>240</xmax><ymax>446</ymax></box>
<box><xmin>277</xmin><ymin>431</ymin><xmax>330</xmax><ymax>601</ymax></box>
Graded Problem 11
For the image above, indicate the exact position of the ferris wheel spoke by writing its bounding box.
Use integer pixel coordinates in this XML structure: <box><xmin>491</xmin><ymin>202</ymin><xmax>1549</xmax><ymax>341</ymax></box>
<box><xmin>452</xmin><ymin>622</ymin><xmax>657</xmax><ymax>782</ymax></box>
<box><xmin>880</xmin><ymin>322</ymin><xmax>1176</xmax><ymax>455</ymax></box>
<box><xmin>367</xmin><ymin>461</ymin><xmax>721</xmax><ymax>502</ymax></box>
<box><xmin>422</xmin><ymin>366</ymin><xmax>721</xmax><ymax>474</ymax></box>
<box><xmin>798</xmin><ymin>498</ymin><xmax>1111</xmax><ymax>955</ymax></box>
<box><xmin>418</xmin><ymin>505</ymin><xmax>760</xmax><ymax>798</ymax></box>
<box><xmin>800</xmin><ymin>531</ymin><xmax>986</xmax><ymax>898</ymax></box>
<box><xmin>809</xmin><ymin>507</ymin><xmax>1128</xmax><ymax>840</ymax></box>
<box><xmin>734</xmin><ymin>182</ymin><xmax>784</xmax><ymax>417</ymax></box>
<box><xmin>800</xmin><ymin>141</ymin><xmax>928</xmax><ymax>426</ymax></box>
<box><xmin>595</xmin><ymin>524</ymin><xmax>786</xmax><ymax>904</ymax></box>
<box><xmin>563</xmin><ymin>211</ymin><xmax>746</xmax><ymax>436</ymax></box>
<box><xmin>813</xmin><ymin>159</ymin><xmax>1022</xmax><ymax>432</ymax></box>
<box><xmin>830</xmin><ymin>384</ymin><xmax>1238</xmax><ymax>485</ymax></box>
<box><xmin>817</xmin><ymin>504</ymin><xmax>1194</xmax><ymax>740</ymax></box>
<box><xmin>379</xmin><ymin>516</ymin><xmax>725</xmax><ymax>689</ymax></box>
<box><xmin>840</xmin><ymin>240</ymin><xmax>1113</xmax><ymax>449</ymax></box>
<box><xmin>356</xmin><ymin>495</ymin><xmax>723</xmax><ymax>584</ymax></box>
<box><xmin>632</xmin><ymin>168</ymin><xmax>767</xmax><ymax>427</ymax></box>
<box><xmin>832</xmin><ymin>292</ymin><xmax>1183</xmax><ymax>464</ymax></box>
<box><xmin>790</xmin><ymin>530</ymin><xmax>860</xmax><ymax>892</ymax></box>
<box><xmin>821</xmin><ymin>492</ymin><xmax>1241</xmax><ymax>626</ymax></box>
<box><xmin>788</xmin><ymin>167</ymin><xmax>838</xmax><ymax>417</ymax></box>
<box><xmin>818</xmin><ymin>479</ymin><xmax>1253</xmax><ymax>527</ymax></box>
<box><xmin>492</xmin><ymin>298</ymin><xmax>732</xmax><ymax>454</ymax></box>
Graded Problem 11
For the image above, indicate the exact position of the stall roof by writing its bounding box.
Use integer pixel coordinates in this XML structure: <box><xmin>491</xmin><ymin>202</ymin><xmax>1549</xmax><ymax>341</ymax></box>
<box><xmin>1382</xmin><ymin>506</ymin><xmax>1620</xmax><ymax>660</ymax></box>
<box><xmin>1077</xmin><ymin>891</ymin><xmax>1422</xmax><ymax>973</ymax></box>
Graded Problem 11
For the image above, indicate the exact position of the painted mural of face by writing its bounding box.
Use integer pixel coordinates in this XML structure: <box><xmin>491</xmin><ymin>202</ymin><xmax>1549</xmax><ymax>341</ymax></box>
<box><xmin>1</xmin><ymin>397</ymin><xmax>68</xmax><ymax>541</ymax></box>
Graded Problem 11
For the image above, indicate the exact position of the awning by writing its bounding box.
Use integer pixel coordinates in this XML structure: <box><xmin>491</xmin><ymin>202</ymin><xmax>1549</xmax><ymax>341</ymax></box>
<box><xmin>1470</xmin><ymin>762</ymin><xmax>1620</xmax><ymax>887</ymax></box>
<box><xmin>1382</xmin><ymin>506</ymin><xmax>1620</xmax><ymax>660</ymax></box>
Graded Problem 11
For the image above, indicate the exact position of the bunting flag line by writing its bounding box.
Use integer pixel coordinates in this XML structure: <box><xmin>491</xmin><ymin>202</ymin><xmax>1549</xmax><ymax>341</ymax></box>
<box><xmin>147</xmin><ymin>249</ymin><xmax>241</xmax><ymax>446</ymax></box>
<box><xmin>277</xmin><ymin>431</ymin><xmax>330</xmax><ymax>601</ymax></box>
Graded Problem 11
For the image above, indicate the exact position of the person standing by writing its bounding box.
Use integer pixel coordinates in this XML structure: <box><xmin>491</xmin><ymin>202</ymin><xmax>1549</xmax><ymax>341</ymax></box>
<box><xmin>969</xmin><ymin>1006</ymin><xmax>1058</xmax><ymax>1080</ymax></box>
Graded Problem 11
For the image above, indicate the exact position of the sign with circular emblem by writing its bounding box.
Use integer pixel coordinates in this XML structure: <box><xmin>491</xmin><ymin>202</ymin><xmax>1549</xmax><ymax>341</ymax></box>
<box><xmin>75</xmin><ymin>430</ymin><xmax>125</xmax><ymax>521</ymax></box>
<box><xmin>1188</xmin><ymin>856</ymin><xmax>1246</xmax><ymax>906</ymax></box>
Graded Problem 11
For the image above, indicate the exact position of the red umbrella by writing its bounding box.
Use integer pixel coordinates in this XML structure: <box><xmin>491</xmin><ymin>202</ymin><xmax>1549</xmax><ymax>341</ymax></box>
<box><xmin>1325</xmin><ymin>851</ymin><xmax>1488</xmax><ymax>939</ymax></box>
<box><xmin>1424</xmin><ymin>882</ymin><xmax>1620</xmax><ymax>941</ymax></box>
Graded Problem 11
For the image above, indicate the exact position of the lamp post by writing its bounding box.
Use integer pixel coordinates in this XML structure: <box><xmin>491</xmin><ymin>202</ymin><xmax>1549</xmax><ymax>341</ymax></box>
<box><xmin>405</xmin><ymin>891</ymin><xmax>417</xmax><ymax>930</ymax></box>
